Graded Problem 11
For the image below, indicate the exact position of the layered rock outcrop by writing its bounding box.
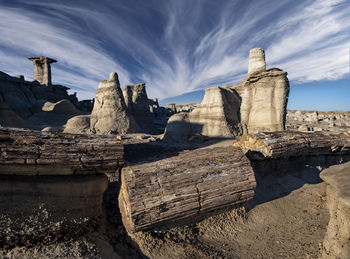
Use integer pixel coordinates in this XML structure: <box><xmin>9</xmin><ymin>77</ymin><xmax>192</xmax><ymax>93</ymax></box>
<box><xmin>123</xmin><ymin>83</ymin><xmax>157</xmax><ymax>134</ymax></box>
<box><xmin>229</xmin><ymin>68</ymin><xmax>289</xmax><ymax>133</ymax></box>
<box><xmin>89</xmin><ymin>73</ymin><xmax>139</xmax><ymax>135</ymax></box>
<box><xmin>163</xmin><ymin>87</ymin><xmax>241</xmax><ymax>141</ymax></box>
<box><xmin>163</xmin><ymin>48</ymin><xmax>290</xmax><ymax>141</ymax></box>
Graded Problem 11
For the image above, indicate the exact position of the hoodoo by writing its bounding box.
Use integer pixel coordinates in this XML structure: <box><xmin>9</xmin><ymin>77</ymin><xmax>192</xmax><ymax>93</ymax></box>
<box><xmin>28</xmin><ymin>56</ymin><xmax>57</xmax><ymax>85</ymax></box>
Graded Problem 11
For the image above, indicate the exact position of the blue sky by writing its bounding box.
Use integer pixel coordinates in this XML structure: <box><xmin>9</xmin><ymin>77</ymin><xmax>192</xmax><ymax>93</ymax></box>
<box><xmin>0</xmin><ymin>0</ymin><xmax>349</xmax><ymax>110</ymax></box>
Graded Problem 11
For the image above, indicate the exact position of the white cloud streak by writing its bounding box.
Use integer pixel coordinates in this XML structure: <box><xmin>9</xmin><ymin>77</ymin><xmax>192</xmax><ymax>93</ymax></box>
<box><xmin>0</xmin><ymin>0</ymin><xmax>348</xmax><ymax>101</ymax></box>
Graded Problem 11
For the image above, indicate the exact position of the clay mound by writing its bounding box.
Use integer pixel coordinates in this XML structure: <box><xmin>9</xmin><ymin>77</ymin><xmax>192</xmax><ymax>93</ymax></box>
<box><xmin>0</xmin><ymin>102</ymin><xmax>28</xmax><ymax>128</ymax></box>
<box><xmin>42</xmin><ymin>99</ymin><xmax>80</xmax><ymax>115</ymax></box>
<box><xmin>64</xmin><ymin>115</ymin><xmax>91</xmax><ymax>134</ymax></box>
<box><xmin>90</xmin><ymin>72</ymin><xmax>140</xmax><ymax>135</ymax></box>
<box><xmin>163</xmin><ymin>87</ymin><xmax>241</xmax><ymax>142</ymax></box>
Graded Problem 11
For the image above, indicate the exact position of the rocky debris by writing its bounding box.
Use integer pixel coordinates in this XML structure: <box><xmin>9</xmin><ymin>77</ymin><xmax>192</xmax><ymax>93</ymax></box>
<box><xmin>163</xmin><ymin>87</ymin><xmax>242</xmax><ymax>141</ymax></box>
<box><xmin>320</xmin><ymin>162</ymin><xmax>350</xmax><ymax>259</ymax></box>
<box><xmin>287</xmin><ymin>110</ymin><xmax>350</xmax><ymax>133</ymax></box>
<box><xmin>163</xmin><ymin>49</ymin><xmax>289</xmax><ymax>141</ymax></box>
<box><xmin>123</xmin><ymin>83</ymin><xmax>158</xmax><ymax>134</ymax></box>
<box><xmin>229</xmin><ymin>68</ymin><xmax>289</xmax><ymax>134</ymax></box>
<box><xmin>89</xmin><ymin>72</ymin><xmax>140</xmax><ymax>135</ymax></box>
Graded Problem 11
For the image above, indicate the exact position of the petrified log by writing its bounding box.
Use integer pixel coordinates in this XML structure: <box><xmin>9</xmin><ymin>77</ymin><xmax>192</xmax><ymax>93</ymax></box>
<box><xmin>0</xmin><ymin>128</ymin><xmax>124</xmax><ymax>175</ymax></box>
<box><xmin>119</xmin><ymin>146</ymin><xmax>256</xmax><ymax>232</ymax></box>
<box><xmin>234</xmin><ymin>131</ymin><xmax>350</xmax><ymax>160</ymax></box>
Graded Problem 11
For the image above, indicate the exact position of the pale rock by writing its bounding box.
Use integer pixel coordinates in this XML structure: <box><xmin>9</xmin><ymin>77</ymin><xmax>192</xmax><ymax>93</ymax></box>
<box><xmin>248</xmin><ymin>48</ymin><xmax>266</xmax><ymax>75</ymax></box>
<box><xmin>163</xmin><ymin>87</ymin><xmax>241</xmax><ymax>141</ymax></box>
<box><xmin>90</xmin><ymin>72</ymin><xmax>139</xmax><ymax>135</ymax></box>
<box><xmin>64</xmin><ymin>115</ymin><xmax>91</xmax><ymax>134</ymax></box>
<box><xmin>230</xmin><ymin>68</ymin><xmax>289</xmax><ymax>134</ymax></box>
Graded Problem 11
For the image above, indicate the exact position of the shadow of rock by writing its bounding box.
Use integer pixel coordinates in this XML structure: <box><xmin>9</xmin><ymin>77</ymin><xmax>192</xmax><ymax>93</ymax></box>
<box><xmin>249</xmin><ymin>154</ymin><xmax>350</xmax><ymax>207</ymax></box>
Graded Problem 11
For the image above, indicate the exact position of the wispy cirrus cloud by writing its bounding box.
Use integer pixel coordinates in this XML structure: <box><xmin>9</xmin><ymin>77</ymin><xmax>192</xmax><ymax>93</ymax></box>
<box><xmin>0</xmin><ymin>0</ymin><xmax>348</xmax><ymax>101</ymax></box>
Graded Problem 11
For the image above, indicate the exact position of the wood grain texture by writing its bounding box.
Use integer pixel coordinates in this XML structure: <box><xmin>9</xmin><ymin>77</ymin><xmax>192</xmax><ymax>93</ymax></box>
<box><xmin>119</xmin><ymin>146</ymin><xmax>256</xmax><ymax>232</ymax></box>
<box><xmin>234</xmin><ymin>131</ymin><xmax>350</xmax><ymax>160</ymax></box>
<box><xmin>0</xmin><ymin>128</ymin><xmax>124</xmax><ymax>175</ymax></box>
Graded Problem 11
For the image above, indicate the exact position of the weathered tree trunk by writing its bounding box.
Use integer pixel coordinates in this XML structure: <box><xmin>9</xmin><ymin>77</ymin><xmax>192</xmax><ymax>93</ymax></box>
<box><xmin>119</xmin><ymin>146</ymin><xmax>256</xmax><ymax>232</ymax></box>
<box><xmin>0</xmin><ymin>128</ymin><xmax>124</xmax><ymax>175</ymax></box>
<box><xmin>234</xmin><ymin>131</ymin><xmax>350</xmax><ymax>159</ymax></box>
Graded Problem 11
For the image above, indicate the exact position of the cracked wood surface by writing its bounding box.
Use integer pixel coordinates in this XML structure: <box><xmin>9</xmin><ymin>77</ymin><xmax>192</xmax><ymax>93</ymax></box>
<box><xmin>0</xmin><ymin>128</ymin><xmax>124</xmax><ymax>175</ymax></box>
<box><xmin>118</xmin><ymin>146</ymin><xmax>256</xmax><ymax>232</ymax></box>
<box><xmin>233</xmin><ymin>131</ymin><xmax>350</xmax><ymax>160</ymax></box>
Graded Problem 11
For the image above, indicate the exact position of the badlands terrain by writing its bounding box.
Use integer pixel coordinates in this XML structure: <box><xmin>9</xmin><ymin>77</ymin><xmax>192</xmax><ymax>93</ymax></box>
<box><xmin>0</xmin><ymin>49</ymin><xmax>349</xmax><ymax>259</ymax></box>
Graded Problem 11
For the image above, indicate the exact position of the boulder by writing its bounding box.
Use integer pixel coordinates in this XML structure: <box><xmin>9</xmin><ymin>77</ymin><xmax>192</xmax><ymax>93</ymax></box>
<box><xmin>90</xmin><ymin>72</ymin><xmax>139</xmax><ymax>135</ymax></box>
<box><xmin>64</xmin><ymin>115</ymin><xmax>91</xmax><ymax>134</ymax></box>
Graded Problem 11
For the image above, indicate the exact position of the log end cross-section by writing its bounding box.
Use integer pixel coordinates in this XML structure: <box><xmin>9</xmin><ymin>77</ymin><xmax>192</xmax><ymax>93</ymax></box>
<box><xmin>118</xmin><ymin>146</ymin><xmax>256</xmax><ymax>232</ymax></box>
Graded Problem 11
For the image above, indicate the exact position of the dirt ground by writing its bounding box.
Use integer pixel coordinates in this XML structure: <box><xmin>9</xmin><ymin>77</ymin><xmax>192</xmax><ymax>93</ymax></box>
<box><xmin>1</xmin><ymin>138</ymin><xmax>331</xmax><ymax>259</ymax></box>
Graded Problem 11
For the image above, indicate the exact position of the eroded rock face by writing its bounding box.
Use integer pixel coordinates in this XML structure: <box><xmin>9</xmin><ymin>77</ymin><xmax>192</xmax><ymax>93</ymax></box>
<box><xmin>230</xmin><ymin>68</ymin><xmax>289</xmax><ymax>134</ymax></box>
<box><xmin>123</xmin><ymin>83</ymin><xmax>157</xmax><ymax>134</ymax></box>
<box><xmin>320</xmin><ymin>162</ymin><xmax>350</xmax><ymax>259</ymax></box>
<box><xmin>90</xmin><ymin>72</ymin><xmax>139</xmax><ymax>135</ymax></box>
<box><xmin>163</xmin><ymin>87</ymin><xmax>242</xmax><ymax>141</ymax></box>
<box><xmin>0</xmin><ymin>174</ymin><xmax>107</xmax><ymax>249</ymax></box>
<box><xmin>163</xmin><ymin>49</ymin><xmax>289</xmax><ymax>140</ymax></box>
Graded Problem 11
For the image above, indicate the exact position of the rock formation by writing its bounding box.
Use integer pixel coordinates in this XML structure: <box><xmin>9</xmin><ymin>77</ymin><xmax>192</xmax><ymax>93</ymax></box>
<box><xmin>286</xmin><ymin>110</ymin><xmax>350</xmax><ymax>133</ymax></box>
<box><xmin>0</xmin><ymin>57</ymin><xmax>85</xmax><ymax>129</ymax></box>
<box><xmin>123</xmin><ymin>83</ymin><xmax>157</xmax><ymax>134</ymax></box>
<box><xmin>229</xmin><ymin>68</ymin><xmax>289</xmax><ymax>133</ymax></box>
<box><xmin>28</xmin><ymin>56</ymin><xmax>56</xmax><ymax>85</ymax></box>
<box><xmin>89</xmin><ymin>72</ymin><xmax>139</xmax><ymax>135</ymax></box>
<box><xmin>163</xmin><ymin>48</ymin><xmax>289</xmax><ymax>141</ymax></box>
<box><xmin>163</xmin><ymin>87</ymin><xmax>241</xmax><ymax>141</ymax></box>
<box><xmin>248</xmin><ymin>48</ymin><xmax>266</xmax><ymax>74</ymax></box>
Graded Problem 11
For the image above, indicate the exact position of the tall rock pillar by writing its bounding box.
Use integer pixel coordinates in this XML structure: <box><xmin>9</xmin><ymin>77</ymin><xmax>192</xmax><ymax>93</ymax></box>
<box><xmin>28</xmin><ymin>56</ymin><xmax>57</xmax><ymax>85</ymax></box>
<box><xmin>248</xmin><ymin>48</ymin><xmax>266</xmax><ymax>74</ymax></box>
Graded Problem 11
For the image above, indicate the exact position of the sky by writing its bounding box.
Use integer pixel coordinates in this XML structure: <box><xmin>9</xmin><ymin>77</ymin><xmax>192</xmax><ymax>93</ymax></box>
<box><xmin>0</xmin><ymin>0</ymin><xmax>349</xmax><ymax>110</ymax></box>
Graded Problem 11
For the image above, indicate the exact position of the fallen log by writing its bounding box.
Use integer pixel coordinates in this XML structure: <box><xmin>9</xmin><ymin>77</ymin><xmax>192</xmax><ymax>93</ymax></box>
<box><xmin>233</xmin><ymin>131</ymin><xmax>350</xmax><ymax>160</ymax></box>
<box><xmin>0</xmin><ymin>128</ymin><xmax>124</xmax><ymax>175</ymax></box>
<box><xmin>118</xmin><ymin>146</ymin><xmax>256</xmax><ymax>232</ymax></box>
